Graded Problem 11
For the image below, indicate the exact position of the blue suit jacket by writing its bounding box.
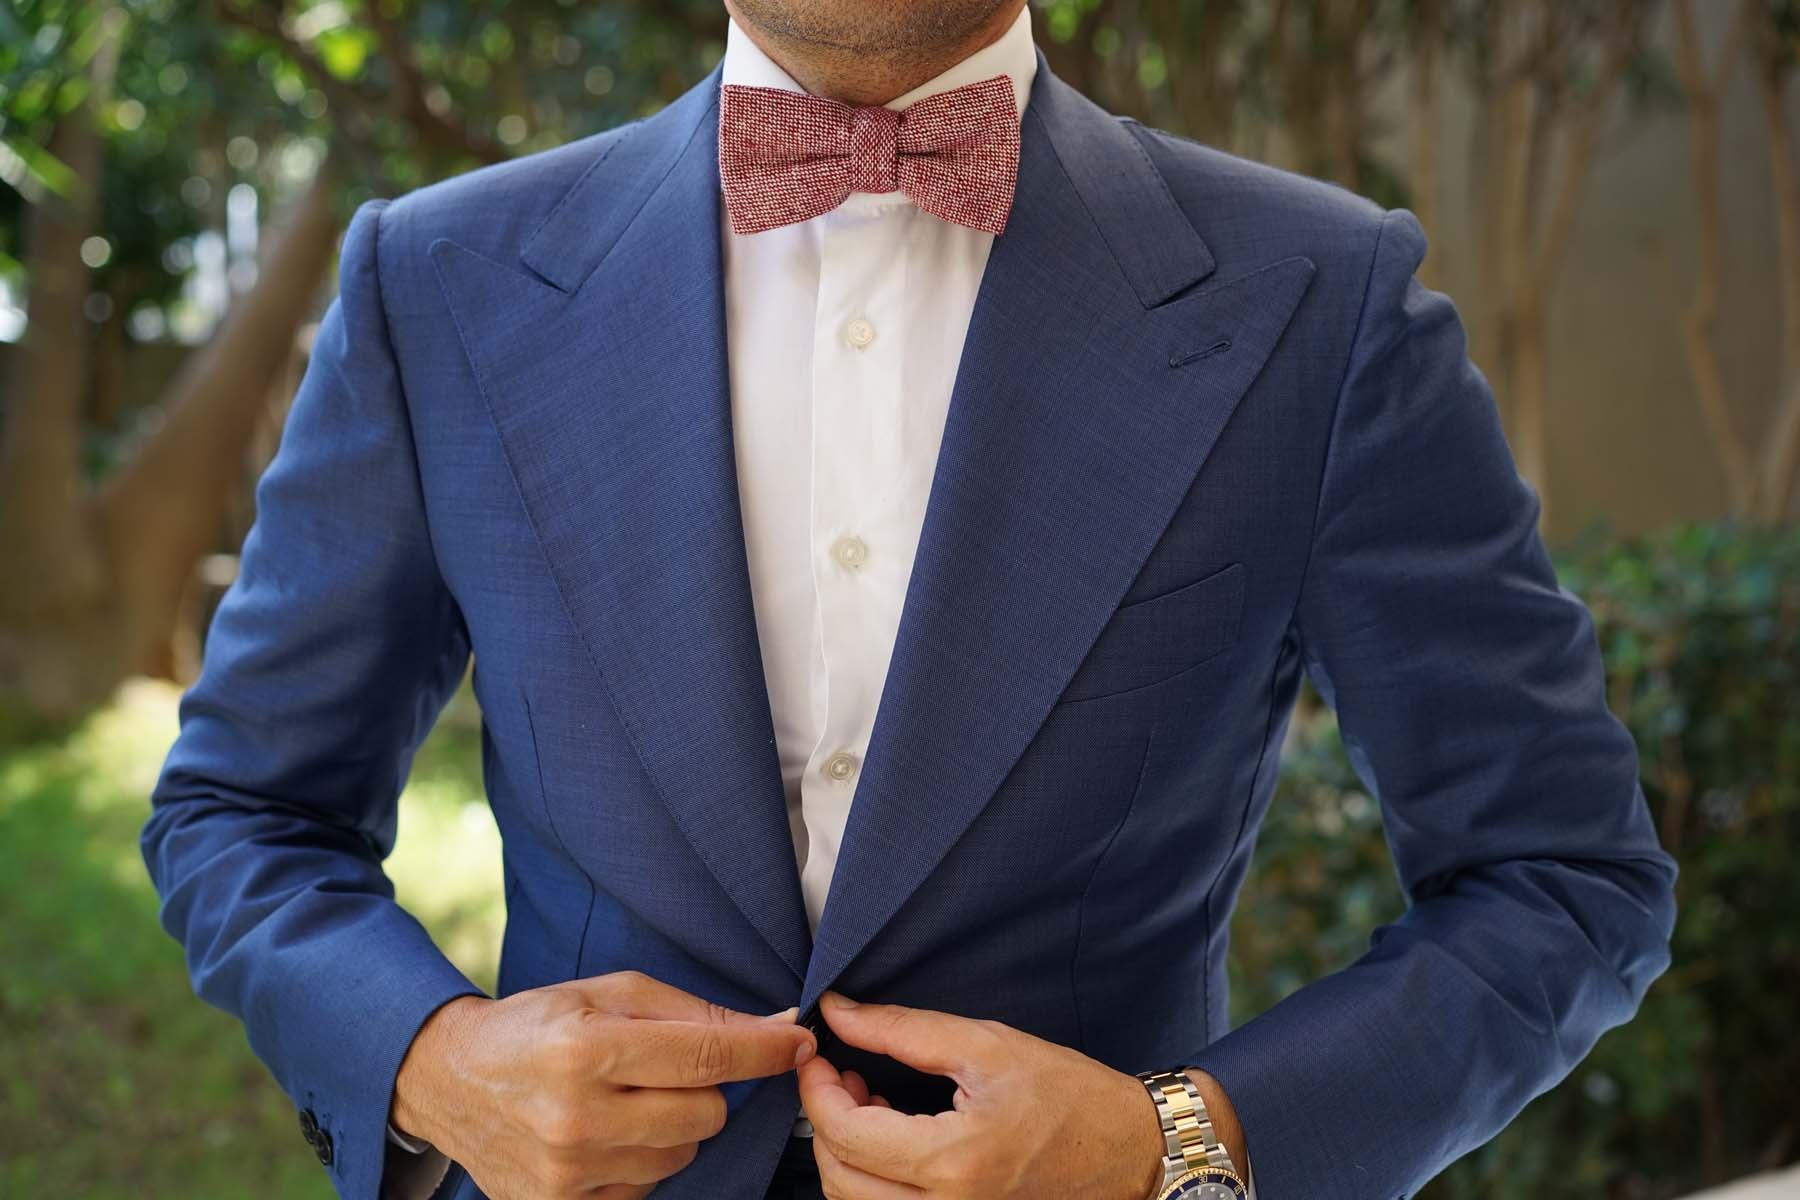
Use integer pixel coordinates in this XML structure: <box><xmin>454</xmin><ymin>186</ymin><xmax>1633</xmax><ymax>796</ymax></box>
<box><xmin>143</xmin><ymin>47</ymin><xmax>1677</xmax><ymax>1200</ymax></box>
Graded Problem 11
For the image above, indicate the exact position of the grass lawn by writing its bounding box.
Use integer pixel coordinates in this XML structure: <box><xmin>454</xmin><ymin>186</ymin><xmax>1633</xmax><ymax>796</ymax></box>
<box><xmin>0</xmin><ymin>678</ymin><xmax>504</xmax><ymax>1199</ymax></box>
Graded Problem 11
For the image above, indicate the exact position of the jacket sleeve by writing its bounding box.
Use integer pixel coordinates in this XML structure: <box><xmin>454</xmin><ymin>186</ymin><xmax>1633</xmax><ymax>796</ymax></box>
<box><xmin>140</xmin><ymin>197</ymin><xmax>485</xmax><ymax>1200</ymax></box>
<box><xmin>1186</xmin><ymin>207</ymin><xmax>1678</xmax><ymax>1198</ymax></box>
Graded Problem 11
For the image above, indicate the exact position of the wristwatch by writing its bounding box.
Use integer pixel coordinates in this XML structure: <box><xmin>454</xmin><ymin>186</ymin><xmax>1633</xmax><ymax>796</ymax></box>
<box><xmin>1134</xmin><ymin>1069</ymin><xmax>1248</xmax><ymax>1199</ymax></box>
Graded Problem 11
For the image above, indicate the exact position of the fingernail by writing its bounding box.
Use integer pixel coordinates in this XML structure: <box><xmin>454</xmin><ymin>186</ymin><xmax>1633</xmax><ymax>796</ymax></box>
<box><xmin>762</xmin><ymin>1005</ymin><xmax>800</xmax><ymax>1022</ymax></box>
<box><xmin>824</xmin><ymin>990</ymin><xmax>857</xmax><ymax>1008</ymax></box>
<box><xmin>794</xmin><ymin>1038</ymin><xmax>816</xmax><ymax>1068</ymax></box>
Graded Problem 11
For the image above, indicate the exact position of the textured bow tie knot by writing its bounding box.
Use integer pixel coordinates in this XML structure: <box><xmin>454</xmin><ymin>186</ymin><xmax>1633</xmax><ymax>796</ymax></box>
<box><xmin>718</xmin><ymin>74</ymin><xmax>1021</xmax><ymax>236</ymax></box>
<box><xmin>848</xmin><ymin>104</ymin><xmax>902</xmax><ymax>194</ymax></box>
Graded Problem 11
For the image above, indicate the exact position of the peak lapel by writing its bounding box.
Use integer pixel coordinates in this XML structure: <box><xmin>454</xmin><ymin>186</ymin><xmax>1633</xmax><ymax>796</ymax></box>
<box><xmin>431</xmin><ymin>63</ymin><xmax>815</xmax><ymax>985</ymax></box>
<box><xmin>799</xmin><ymin>53</ymin><xmax>1317</xmax><ymax>1011</ymax></box>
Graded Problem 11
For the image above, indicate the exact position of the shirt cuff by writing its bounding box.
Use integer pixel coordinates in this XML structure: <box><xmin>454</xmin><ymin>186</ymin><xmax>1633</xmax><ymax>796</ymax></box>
<box><xmin>387</xmin><ymin>1122</ymin><xmax>432</xmax><ymax>1155</ymax></box>
<box><xmin>381</xmin><ymin>1124</ymin><xmax>454</xmax><ymax>1200</ymax></box>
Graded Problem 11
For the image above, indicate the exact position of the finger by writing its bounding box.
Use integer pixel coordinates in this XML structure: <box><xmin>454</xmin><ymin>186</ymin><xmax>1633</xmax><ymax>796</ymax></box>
<box><xmin>840</xmin><ymin>1069</ymin><xmax>871</xmax><ymax>1106</ymax></box>
<box><xmin>797</xmin><ymin>1054</ymin><xmax>955</xmax><ymax>1184</ymax></box>
<box><xmin>813</xmin><ymin>1129</ymin><xmax>929</xmax><ymax>1200</ymax></box>
<box><xmin>818</xmin><ymin>991</ymin><xmax>1000</xmax><ymax>1082</ymax></box>
<box><xmin>869</xmin><ymin>1094</ymin><xmax>892</xmax><ymax>1109</ymax></box>
<box><xmin>572</xmin><ymin>970</ymin><xmax>799</xmax><ymax>1028</ymax></box>
<box><xmin>598</xmin><ymin>1016</ymin><xmax>814</xmax><ymax>1087</ymax></box>
<box><xmin>608</xmin><ymin>1084</ymin><xmax>730</xmax><ymax>1147</ymax></box>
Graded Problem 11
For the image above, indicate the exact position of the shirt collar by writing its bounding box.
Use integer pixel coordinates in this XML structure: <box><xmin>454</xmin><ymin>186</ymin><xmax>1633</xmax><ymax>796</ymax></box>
<box><xmin>719</xmin><ymin>4</ymin><xmax>1037</xmax><ymax>121</ymax></box>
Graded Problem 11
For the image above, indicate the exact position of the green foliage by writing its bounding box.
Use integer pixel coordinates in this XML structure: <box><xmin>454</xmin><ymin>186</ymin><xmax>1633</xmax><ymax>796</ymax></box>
<box><xmin>0</xmin><ymin>679</ymin><xmax>498</xmax><ymax>1196</ymax></box>
<box><xmin>1226</xmin><ymin>711</ymin><xmax>1402</xmax><ymax>1013</ymax></box>
<box><xmin>3</xmin><ymin>0</ymin><xmax>321</xmax><ymax>321</ymax></box>
<box><xmin>0</xmin><ymin>0</ymin><xmax>97</xmax><ymax>268</ymax></box>
<box><xmin>0</xmin><ymin>0</ymin><xmax>727</xmax><ymax>341</ymax></box>
<box><xmin>0</xmin><ymin>683</ymin><xmax>331</xmax><ymax>1196</ymax></box>
<box><xmin>1231</xmin><ymin>519</ymin><xmax>1800</xmax><ymax>1198</ymax></box>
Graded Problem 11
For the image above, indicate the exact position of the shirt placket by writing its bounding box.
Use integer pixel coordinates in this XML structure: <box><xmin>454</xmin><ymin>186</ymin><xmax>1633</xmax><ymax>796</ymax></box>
<box><xmin>798</xmin><ymin>200</ymin><xmax>913</xmax><ymax>933</ymax></box>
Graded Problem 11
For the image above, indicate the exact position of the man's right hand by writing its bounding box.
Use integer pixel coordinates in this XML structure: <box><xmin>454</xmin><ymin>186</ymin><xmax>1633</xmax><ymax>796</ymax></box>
<box><xmin>390</xmin><ymin>970</ymin><xmax>817</xmax><ymax>1200</ymax></box>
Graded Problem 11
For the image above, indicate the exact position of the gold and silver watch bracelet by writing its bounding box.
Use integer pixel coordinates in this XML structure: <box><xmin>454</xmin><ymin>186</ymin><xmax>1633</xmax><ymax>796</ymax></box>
<box><xmin>1135</xmin><ymin>1068</ymin><xmax>1239</xmax><ymax>1189</ymax></box>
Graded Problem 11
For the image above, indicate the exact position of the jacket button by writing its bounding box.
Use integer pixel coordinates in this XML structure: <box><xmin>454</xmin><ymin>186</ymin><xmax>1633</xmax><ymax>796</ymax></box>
<box><xmin>798</xmin><ymin>1004</ymin><xmax>826</xmax><ymax>1040</ymax></box>
<box><xmin>298</xmin><ymin>1107</ymin><xmax>333</xmax><ymax>1166</ymax></box>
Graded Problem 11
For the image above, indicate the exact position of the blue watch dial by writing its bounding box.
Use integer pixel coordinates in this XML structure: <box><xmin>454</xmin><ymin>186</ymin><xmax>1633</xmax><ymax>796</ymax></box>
<box><xmin>1164</xmin><ymin>1165</ymin><xmax>1248</xmax><ymax>1199</ymax></box>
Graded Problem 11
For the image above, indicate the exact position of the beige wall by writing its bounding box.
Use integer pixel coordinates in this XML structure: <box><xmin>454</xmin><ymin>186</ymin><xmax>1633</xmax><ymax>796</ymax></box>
<box><xmin>1374</xmin><ymin>4</ymin><xmax>1796</xmax><ymax>540</ymax></box>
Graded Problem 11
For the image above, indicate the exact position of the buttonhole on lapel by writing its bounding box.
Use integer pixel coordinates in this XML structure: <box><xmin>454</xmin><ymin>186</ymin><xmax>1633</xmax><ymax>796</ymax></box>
<box><xmin>1169</xmin><ymin>338</ymin><xmax>1232</xmax><ymax>369</ymax></box>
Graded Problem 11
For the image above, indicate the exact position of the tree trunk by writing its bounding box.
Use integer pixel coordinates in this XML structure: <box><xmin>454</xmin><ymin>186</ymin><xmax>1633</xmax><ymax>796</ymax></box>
<box><xmin>1412</xmin><ymin>0</ymin><xmax>1444</xmax><ymax>290</ymax></box>
<box><xmin>1674</xmin><ymin>0</ymin><xmax>1756</xmax><ymax>515</ymax></box>
<box><xmin>1468</xmin><ymin>4</ymin><xmax>1509</xmax><ymax>388</ymax></box>
<box><xmin>1471</xmin><ymin>1</ymin><xmax>1645</xmax><ymax>533</ymax></box>
<box><xmin>0</xmin><ymin>162</ymin><xmax>343</xmax><ymax>731</ymax></box>
<box><xmin>1324</xmin><ymin>0</ymin><xmax>1375</xmax><ymax>192</ymax></box>
<box><xmin>92</xmin><ymin>164</ymin><xmax>342</xmax><ymax>683</ymax></box>
<box><xmin>1512</xmin><ymin>296</ymin><xmax>1552</xmax><ymax>529</ymax></box>
<box><xmin>1749</xmin><ymin>4</ymin><xmax>1800</xmax><ymax>521</ymax></box>
<box><xmin>0</xmin><ymin>10</ymin><xmax>126</xmax><ymax>726</ymax></box>
<box><xmin>1490</xmin><ymin>11</ymin><xmax>1535</xmax><ymax>440</ymax></box>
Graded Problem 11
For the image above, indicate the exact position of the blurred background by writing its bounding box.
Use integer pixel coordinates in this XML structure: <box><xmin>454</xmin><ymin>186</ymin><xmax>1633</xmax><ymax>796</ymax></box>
<box><xmin>1</xmin><ymin>0</ymin><xmax>1796</xmax><ymax>1197</ymax></box>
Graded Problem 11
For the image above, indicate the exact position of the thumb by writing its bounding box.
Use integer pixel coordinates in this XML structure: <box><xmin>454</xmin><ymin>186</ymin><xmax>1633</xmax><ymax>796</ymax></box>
<box><xmin>817</xmin><ymin>990</ymin><xmax>998</xmax><ymax>1081</ymax></box>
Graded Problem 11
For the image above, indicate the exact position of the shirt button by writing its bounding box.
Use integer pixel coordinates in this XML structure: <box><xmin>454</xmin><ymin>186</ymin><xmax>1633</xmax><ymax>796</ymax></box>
<box><xmin>844</xmin><ymin>317</ymin><xmax>876</xmax><ymax>349</ymax></box>
<box><xmin>831</xmin><ymin>535</ymin><xmax>868</xmax><ymax>570</ymax></box>
<box><xmin>822</xmin><ymin>751</ymin><xmax>859</xmax><ymax>783</ymax></box>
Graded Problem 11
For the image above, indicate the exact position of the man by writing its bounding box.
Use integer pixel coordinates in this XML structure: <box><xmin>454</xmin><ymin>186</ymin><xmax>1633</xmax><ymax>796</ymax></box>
<box><xmin>141</xmin><ymin>1</ymin><xmax>1678</xmax><ymax>1197</ymax></box>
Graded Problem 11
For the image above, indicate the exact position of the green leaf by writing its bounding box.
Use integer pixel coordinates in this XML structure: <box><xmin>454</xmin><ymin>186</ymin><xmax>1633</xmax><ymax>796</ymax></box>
<box><xmin>313</xmin><ymin>26</ymin><xmax>374</xmax><ymax>81</ymax></box>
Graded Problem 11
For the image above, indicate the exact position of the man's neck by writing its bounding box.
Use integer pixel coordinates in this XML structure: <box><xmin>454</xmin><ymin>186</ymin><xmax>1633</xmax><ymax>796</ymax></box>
<box><xmin>720</xmin><ymin>0</ymin><xmax>1028</xmax><ymax>107</ymax></box>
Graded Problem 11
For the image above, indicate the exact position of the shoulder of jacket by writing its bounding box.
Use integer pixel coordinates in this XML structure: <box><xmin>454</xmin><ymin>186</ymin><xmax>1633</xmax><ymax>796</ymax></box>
<box><xmin>1113</xmin><ymin>114</ymin><xmax>1389</xmax><ymax>267</ymax></box>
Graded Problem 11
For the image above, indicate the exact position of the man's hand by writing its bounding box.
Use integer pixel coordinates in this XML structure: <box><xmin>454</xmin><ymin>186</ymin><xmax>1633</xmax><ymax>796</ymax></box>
<box><xmin>799</xmin><ymin>990</ymin><xmax>1244</xmax><ymax>1200</ymax></box>
<box><xmin>390</xmin><ymin>970</ymin><xmax>816</xmax><ymax>1200</ymax></box>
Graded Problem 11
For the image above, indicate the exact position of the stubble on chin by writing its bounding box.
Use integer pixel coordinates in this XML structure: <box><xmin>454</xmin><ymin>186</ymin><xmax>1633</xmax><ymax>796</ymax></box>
<box><xmin>727</xmin><ymin>0</ymin><xmax>1019</xmax><ymax>57</ymax></box>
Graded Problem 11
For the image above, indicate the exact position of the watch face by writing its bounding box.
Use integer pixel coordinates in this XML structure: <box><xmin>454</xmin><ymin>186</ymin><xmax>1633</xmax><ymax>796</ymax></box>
<box><xmin>1164</xmin><ymin>1165</ymin><xmax>1248</xmax><ymax>1200</ymax></box>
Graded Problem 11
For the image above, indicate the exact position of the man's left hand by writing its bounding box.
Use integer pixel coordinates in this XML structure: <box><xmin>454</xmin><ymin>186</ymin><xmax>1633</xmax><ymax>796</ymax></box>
<box><xmin>797</xmin><ymin>989</ymin><xmax>1219</xmax><ymax>1200</ymax></box>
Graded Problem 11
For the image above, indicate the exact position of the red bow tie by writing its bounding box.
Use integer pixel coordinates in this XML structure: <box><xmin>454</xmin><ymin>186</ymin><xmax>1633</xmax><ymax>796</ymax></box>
<box><xmin>717</xmin><ymin>74</ymin><xmax>1021</xmax><ymax>236</ymax></box>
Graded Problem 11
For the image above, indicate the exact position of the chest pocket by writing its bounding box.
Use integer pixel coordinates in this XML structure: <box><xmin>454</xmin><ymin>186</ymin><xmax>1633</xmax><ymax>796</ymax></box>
<box><xmin>1058</xmin><ymin>561</ymin><xmax>1247</xmax><ymax>704</ymax></box>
